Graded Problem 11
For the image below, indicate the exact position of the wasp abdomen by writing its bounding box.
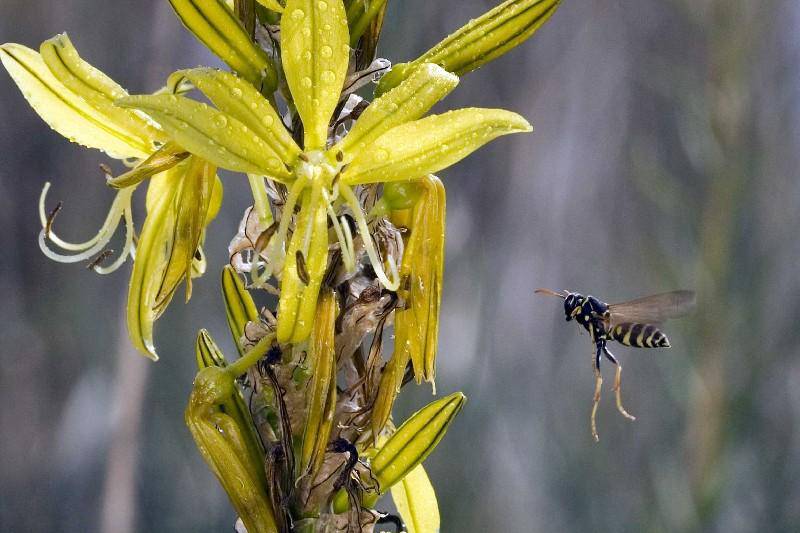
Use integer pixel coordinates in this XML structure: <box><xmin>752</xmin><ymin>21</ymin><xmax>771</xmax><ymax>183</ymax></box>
<box><xmin>610</xmin><ymin>323</ymin><xmax>670</xmax><ymax>348</ymax></box>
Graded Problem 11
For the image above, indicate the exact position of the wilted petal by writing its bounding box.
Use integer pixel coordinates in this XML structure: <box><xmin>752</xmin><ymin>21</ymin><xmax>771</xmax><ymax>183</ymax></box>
<box><xmin>107</xmin><ymin>142</ymin><xmax>189</xmax><ymax>189</ymax></box>
<box><xmin>341</xmin><ymin>108</ymin><xmax>532</xmax><ymax>185</ymax></box>
<box><xmin>281</xmin><ymin>0</ymin><xmax>350</xmax><ymax>149</ymax></box>
<box><xmin>168</xmin><ymin>0</ymin><xmax>277</xmax><ymax>91</ymax></box>
<box><xmin>0</xmin><ymin>43</ymin><xmax>151</xmax><ymax>159</ymax></box>
<box><xmin>299</xmin><ymin>289</ymin><xmax>338</xmax><ymax>479</ymax></box>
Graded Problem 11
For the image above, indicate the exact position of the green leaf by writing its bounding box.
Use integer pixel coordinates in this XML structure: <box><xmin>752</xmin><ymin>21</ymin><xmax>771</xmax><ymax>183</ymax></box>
<box><xmin>332</xmin><ymin>63</ymin><xmax>458</xmax><ymax>163</ymax></box>
<box><xmin>298</xmin><ymin>289</ymin><xmax>337</xmax><ymax>478</ymax></box>
<box><xmin>376</xmin><ymin>0</ymin><xmax>562</xmax><ymax>94</ymax></box>
<box><xmin>391</xmin><ymin>464</ymin><xmax>440</xmax><ymax>533</ymax></box>
<box><xmin>221</xmin><ymin>265</ymin><xmax>260</xmax><ymax>356</ymax></box>
<box><xmin>117</xmin><ymin>94</ymin><xmax>292</xmax><ymax>179</ymax></box>
<box><xmin>168</xmin><ymin>0</ymin><xmax>277</xmax><ymax>91</ymax></box>
<box><xmin>342</xmin><ymin>108</ymin><xmax>532</xmax><ymax>185</ymax></box>
<box><xmin>169</xmin><ymin>68</ymin><xmax>301</xmax><ymax>164</ymax></box>
<box><xmin>107</xmin><ymin>142</ymin><xmax>189</xmax><ymax>189</ymax></box>
<box><xmin>281</xmin><ymin>0</ymin><xmax>350</xmax><ymax>149</ymax></box>
<box><xmin>371</xmin><ymin>392</ymin><xmax>466</xmax><ymax>492</ymax></box>
<box><xmin>0</xmin><ymin>43</ymin><xmax>151</xmax><ymax>159</ymax></box>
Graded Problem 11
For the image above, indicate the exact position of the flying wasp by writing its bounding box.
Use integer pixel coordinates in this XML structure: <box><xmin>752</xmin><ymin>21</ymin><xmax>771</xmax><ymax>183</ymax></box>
<box><xmin>535</xmin><ymin>288</ymin><xmax>696</xmax><ymax>441</ymax></box>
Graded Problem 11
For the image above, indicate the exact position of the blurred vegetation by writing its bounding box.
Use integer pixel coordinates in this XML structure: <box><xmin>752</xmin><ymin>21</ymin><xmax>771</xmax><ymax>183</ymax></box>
<box><xmin>1</xmin><ymin>0</ymin><xmax>799</xmax><ymax>532</ymax></box>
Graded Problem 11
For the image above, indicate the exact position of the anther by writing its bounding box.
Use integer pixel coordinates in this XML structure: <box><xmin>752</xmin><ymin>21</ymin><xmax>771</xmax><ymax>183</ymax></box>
<box><xmin>45</xmin><ymin>201</ymin><xmax>63</xmax><ymax>238</ymax></box>
<box><xmin>87</xmin><ymin>249</ymin><xmax>114</xmax><ymax>270</ymax></box>
<box><xmin>296</xmin><ymin>250</ymin><xmax>310</xmax><ymax>285</ymax></box>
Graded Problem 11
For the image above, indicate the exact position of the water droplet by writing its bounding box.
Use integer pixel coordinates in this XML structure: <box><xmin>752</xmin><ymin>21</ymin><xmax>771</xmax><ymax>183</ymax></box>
<box><xmin>230</xmin><ymin>87</ymin><xmax>243</xmax><ymax>98</ymax></box>
<box><xmin>302</xmin><ymin>27</ymin><xmax>311</xmax><ymax>37</ymax></box>
<box><xmin>291</xmin><ymin>9</ymin><xmax>305</xmax><ymax>20</ymax></box>
<box><xmin>268</xmin><ymin>158</ymin><xmax>280</xmax><ymax>169</ymax></box>
<box><xmin>317</xmin><ymin>1</ymin><xmax>327</xmax><ymax>10</ymax></box>
<box><xmin>302</xmin><ymin>50</ymin><xmax>312</xmax><ymax>61</ymax></box>
<box><xmin>374</xmin><ymin>149</ymin><xmax>389</xmax><ymax>162</ymax></box>
<box><xmin>320</xmin><ymin>45</ymin><xmax>333</xmax><ymax>58</ymax></box>
<box><xmin>262</xmin><ymin>115</ymin><xmax>275</xmax><ymax>127</ymax></box>
<box><xmin>213</xmin><ymin>114</ymin><xmax>228</xmax><ymax>128</ymax></box>
<box><xmin>300</xmin><ymin>77</ymin><xmax>312</xmax><ymax>88</ymax></box>
<box><xmin>321</xmin><ymin>70</ymin><xmax>336</xmax><ymax>83</ymax></box>
<box><xmin>178</xmin><ymin>121</ymin><xmax>189</xmax><ymax>129</ymax></box>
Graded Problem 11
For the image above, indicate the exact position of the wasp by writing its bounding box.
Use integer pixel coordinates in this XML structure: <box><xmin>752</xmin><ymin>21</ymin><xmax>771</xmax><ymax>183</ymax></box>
<box><xmin>535</xmin><ymin>288</ymin><xmax>696</xmax><ymax>441</ymax></box>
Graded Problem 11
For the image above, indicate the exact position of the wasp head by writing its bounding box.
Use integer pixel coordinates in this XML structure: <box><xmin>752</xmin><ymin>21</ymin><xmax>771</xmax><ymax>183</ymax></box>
<box><xmin>564</xmin><ymin>292</ymin><xmax>582</xmax><ymax>321</ymax></box>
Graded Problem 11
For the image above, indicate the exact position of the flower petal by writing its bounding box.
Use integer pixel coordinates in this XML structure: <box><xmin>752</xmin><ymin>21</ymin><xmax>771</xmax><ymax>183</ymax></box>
<box><xmin>371</xmin><ymin>392</ymin><xmax>465</xmax><ymax>492</ymax></box>
<box><xmin>299</xmin><ymin>289</ymin><xmax>337</xmax><ymax>478</ymax></box>
<box><xmin>341</xmin><ymin>108</ymin><xmax>532</xmax><ymax>185</ymax></box>
<box><xmin>168</xmin><ymin>0</ymin><xmax>277</xmax><ymax>91</ymax></box>
<box><xmin>117</xmin><ymin>94</ymin><xmax>292</xmax><ymax>180</ymax></box>
<box><xmin>331</xmin><ymin>63</ymin><xmax>458</xmax><ymax>163</ymax></box>
<box><xmin>169</xmin><ymin>68</ymin><xmax>301</xmax><ymax>164</ymax></box>
<box><xmin>127</xmin><ymin>158</ymin><xmax>216</xmax><ymax>359</ymax></box>
<box><xmin>40</xmin><ymin>34</ymin><xmax>166</xmax><ymax>148</ymax></box>
<box><xmin>391</xmin><ymin>464</ymin><xmax>440</xmax><ymax>533</ymax></box>
<box><xmin>281</xmin><ymin>0</ymin><xmax>349</xmax><ymax>149</ymax></box>
<box><xmin>275</xmin><ymin>187</ymin><xmax>329</xmax><ymax>343</ymax></box>
<box><xmin>377</xmin><ymin>0</ymin><xmax>562</xmax><ymax>94</ymax></box>
<box><xmin>0</xmin><ymin>43</ymin><xmax>150</xmax><ymax>159</ymax></box>
<box><xmin>393</xmin><ymin>176</ymin><xmax>445</xmax><ymax>387</ymax></box>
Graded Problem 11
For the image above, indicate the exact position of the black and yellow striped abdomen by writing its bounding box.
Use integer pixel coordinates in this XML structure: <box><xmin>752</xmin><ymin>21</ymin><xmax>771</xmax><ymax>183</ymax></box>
<box><xmin>609</xmin><ymin>323</ymin><xmax>670</xmax><ymax>348</ymax></box>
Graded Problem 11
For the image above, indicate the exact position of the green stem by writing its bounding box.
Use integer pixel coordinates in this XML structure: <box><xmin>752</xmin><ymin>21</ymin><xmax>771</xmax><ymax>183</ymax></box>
<box><xmin>226</xmin><ymin>333</ymin><xmax>276</xmax><ymax>377</ymax></box>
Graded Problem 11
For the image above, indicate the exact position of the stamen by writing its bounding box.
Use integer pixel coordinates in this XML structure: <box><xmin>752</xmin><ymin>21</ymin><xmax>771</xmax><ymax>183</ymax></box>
<box><xmin>295</xmin><ymin>250</ymin><xmax>310</xmax><ymax>285</ymax></box>
<box><xmin>265</xmin><ymin>175</ymin><xmax>308</xmax><ymax>273</ymax></box>
<box><xmin>93</xmin><ymin>206</ymin><xmax>135</xmax><ymax>274</ymax></box>
<box><xmin>45</xmin><ymin>201</ymin><xmax>63</xmax><ymax>238</ymax></box>
<box><xmin>340</xmin><ymin>185</ymin><xmax>400</xmax><ymax>291</ymax></box>
<box><xmin>87</xmin><ymin>249</ymin><xmax>114</xmax><ymax>270</ymax></box>
<box><xmin>322</xmin><ymin>189</ymin><xmax>355</xmax><ymax>272</ymax></box>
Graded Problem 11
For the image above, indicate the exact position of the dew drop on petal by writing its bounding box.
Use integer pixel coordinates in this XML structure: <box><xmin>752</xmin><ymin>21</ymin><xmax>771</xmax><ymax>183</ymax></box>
<box><xmin>300</xmin><ymin>77</ymin><xmax>313</xmax><ymax>88</ymax></box>
<box><xmin>213</xmin><ymin>114</ymin><xmax>228</xmax><ymax>128</ymax></box>
<box><xmin>291</xmin><ymin>8</ymin><xmax>305</xmax><ymax>20</ymax></box>
<box><xmin>262</xmin><ymin>115</ymin><xmax>275</xmax><ymax>127</ymax></box>
<box><xmin>320</xmin><ymin>45</ymin><xmax>333</xmax><ymax>58</ymax></box>
<box><xmin>321</xmin><ymin>70</ymin><xmax>336</xmax><ymax>83</ymax></box>
<box><xmin>374</xmin><ymin>149</ymin><xmax>389</xmax><ymax>162</ymax></box>
<box><xmin>230</xmin><ymin>87</ymin><xmax>243</xmax><ymax>98</ymax></box>
<box><xmin>317</xmin><ymin>1</ymin><xmax>327</xmax><ymax>10</ymax></box>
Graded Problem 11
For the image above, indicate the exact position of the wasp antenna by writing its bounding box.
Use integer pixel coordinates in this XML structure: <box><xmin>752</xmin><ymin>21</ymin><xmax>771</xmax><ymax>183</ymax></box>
<box><xmin>534</xmin><ymin>288</ymin><xmax>566</xmax><ymax>299</ymax></box>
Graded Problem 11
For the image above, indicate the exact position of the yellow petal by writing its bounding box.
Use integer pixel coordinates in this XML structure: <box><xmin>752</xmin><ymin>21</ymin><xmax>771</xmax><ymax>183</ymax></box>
<box><xmin>331</xmin><ymin>63</ymin><xmax>458</xmax><ymax>163</ymax></box>
<box><xmin>0</xmin><ymin>43</ymin><xmax>149</xmax><ymax>159</ymax></box>
<box><xmin>276</xmin><ymin>187</ymin><xmax>329</xmax><ymax>343</ymax></box>
<box><xmin>118</xmin><ymin>94</ymin><xmax>292</xmax><ymax>180</ymax></box>
<box><xmin>391</xmin><ymin>464</ymin><xmax>440</xmax><ymax>533</ymax></box>
<box><xmin>281</xmin><ymin>0</ymin><xmax>350</xmax><ymax>149</ymax></box>
<box><xmin>341</xmin><ymin>108</ymin><xmax>531</xmax><ymax>185</ymax></box>
<box><xmin>169</xmin><ymin>68</ymin><xmax>301</xmax><ymax>164</ymax></box>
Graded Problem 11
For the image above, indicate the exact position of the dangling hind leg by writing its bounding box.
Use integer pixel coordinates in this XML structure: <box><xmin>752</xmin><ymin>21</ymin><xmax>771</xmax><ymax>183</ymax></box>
<box><xmin>591</xmin><ymin>344</ymin><xmax>603</xmax><ymax>442</ymax></box>
<box><xmin>603</xmin><ymin>347</ymin><xmax>636</xmax><ymax>421</ymax></box>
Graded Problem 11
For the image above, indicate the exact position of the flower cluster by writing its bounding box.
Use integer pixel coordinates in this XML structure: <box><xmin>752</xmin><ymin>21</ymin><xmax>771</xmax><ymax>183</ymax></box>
<box><xmin>2</xmin><ymin>0</ymin><xmax>561</xmax><ymax>531</ymax></box>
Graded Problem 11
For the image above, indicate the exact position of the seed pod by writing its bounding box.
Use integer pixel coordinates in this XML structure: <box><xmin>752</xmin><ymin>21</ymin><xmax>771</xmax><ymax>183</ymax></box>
<box><xmin>371</xmin><ymin>392</ymin><xmax>466</xmax><ymax>493</ymax></box>
<box><xmin>298</xmin><ymin>289</ymin><xmax>338</xmax><ymax>479</ymax></box>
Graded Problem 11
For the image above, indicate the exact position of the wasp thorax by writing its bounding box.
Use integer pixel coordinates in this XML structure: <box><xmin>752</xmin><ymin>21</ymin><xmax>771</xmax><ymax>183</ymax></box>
<box><xmin>564</xmin><ymin>292</ymin><xmax>582</xmax><ymax>321</ymax></box>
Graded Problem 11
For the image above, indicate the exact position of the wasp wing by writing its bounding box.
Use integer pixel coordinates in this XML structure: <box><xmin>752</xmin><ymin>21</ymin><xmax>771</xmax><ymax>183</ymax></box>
<box><xmin>606</xmin><ymin>290</ymin><xmax>696</xmax><ymax>326</ymax></box>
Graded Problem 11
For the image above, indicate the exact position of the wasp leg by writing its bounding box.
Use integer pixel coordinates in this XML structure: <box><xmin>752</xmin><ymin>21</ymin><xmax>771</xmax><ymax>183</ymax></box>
<box><xmin>591</xmin><ymin>343</ymin><xmax>603</xmax><ymax>442</ymax></box>
<box><xmin>603</xmin><ymin>346</ymin><xmax>636</xmax><ymax>422</ymax></box>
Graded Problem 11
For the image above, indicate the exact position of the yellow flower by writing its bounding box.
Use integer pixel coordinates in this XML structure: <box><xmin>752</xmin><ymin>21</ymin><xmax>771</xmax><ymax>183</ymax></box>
<box><xmin>118</xmin><ymin>0</ymin><xmax>531</xmax><ymax>345</ymax></box>
<box><xmin>1</xmin><ymin>33</ymin><xmax>222</xmax><ymax>359</ymax></box>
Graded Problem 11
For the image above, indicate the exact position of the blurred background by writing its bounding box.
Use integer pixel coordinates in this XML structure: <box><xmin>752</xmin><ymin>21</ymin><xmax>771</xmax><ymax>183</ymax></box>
<box><xmin>2</xmin><ymin>0</ymin><xmax>799</xmax><ymax>531</ymax></box>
